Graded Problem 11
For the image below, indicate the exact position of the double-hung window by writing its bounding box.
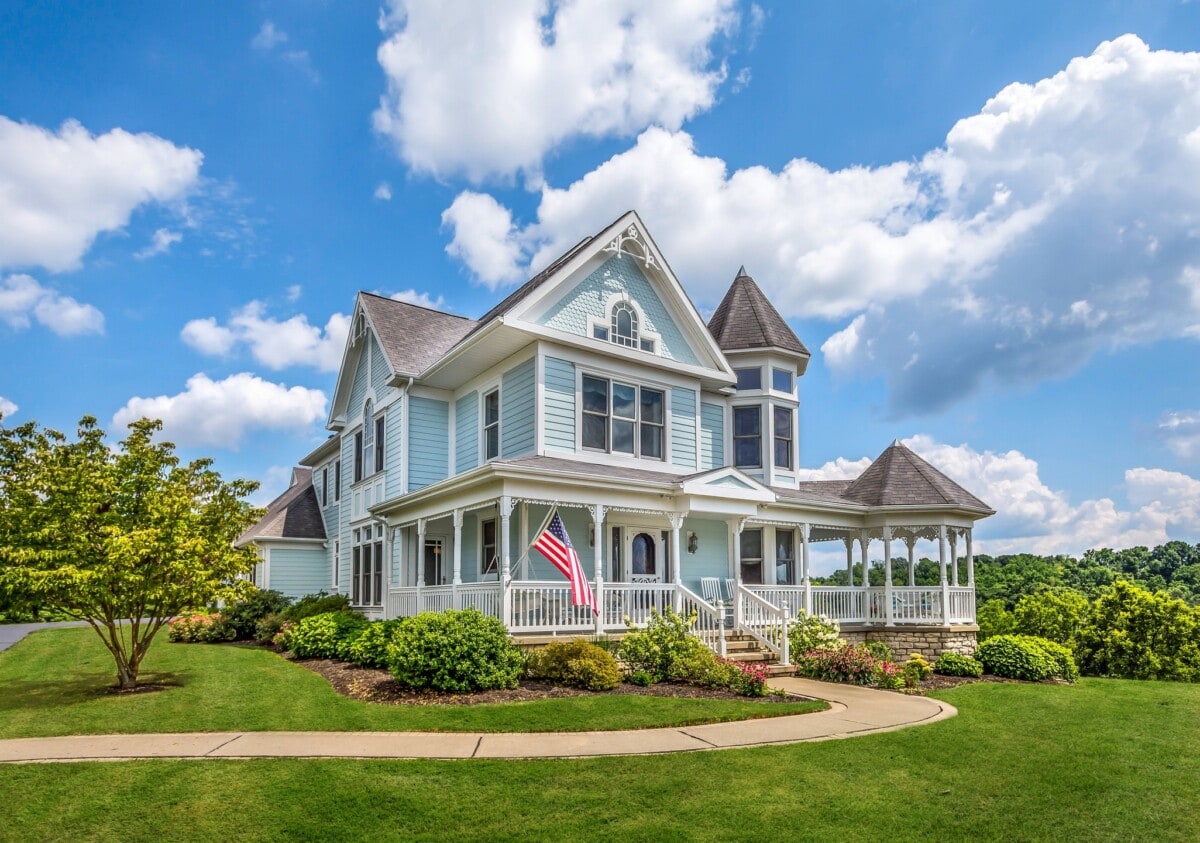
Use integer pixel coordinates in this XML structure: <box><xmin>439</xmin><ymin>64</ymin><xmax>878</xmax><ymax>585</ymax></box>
<box><xmin>581</xmin><ymin>375</ymin><xmax>664</xmax><ymax>459</ymax></box>
<box><xmin>773</xmin><ymin>407</ymin><xmax>793</xmax><ymax>469</ymax></box>
<box><xmin>374</xmin><ymin>415</ymin><xmax>385</xmax><ymax>473</ymax></box>
<box><xmin>334</xmin><ymin>459</ymin><xmax>341</xmax><ymax>501</ymax></box>
<box><xmin>320</xmin><ymin>466</ymin><xmax>329</xmax><ymax>507</ymax></box>
<box><xmin>481</xmin><ymin>518</ymin><xmax>498</xmax><ymax>577</ymax></box>
<box><xmin>740</xmin><ymin>529</ymin><xmax>764</xmax><ymax>585</ymax></box>
<box><xmin>351</xmin><ymin>525</ymin><xmax>384</xmax><ymax>607</ymax></box>
<box><xmin>775</xmin><ymin>529</ymin><xmax>795</xmax><ymax>585</ymax></box>
<box><xmin>355</xmin><ymin>403</ymin><xmax>384</xmax><ymax>482</ymax></box>
<box><xmin>734</xmin><ymin>406</ymin><xmax>762</xmax><ymax>468</ymax></box>
<box><xmin>483</xmin><ymin>389</ymin><xmax>500</xmax><ymax>460</ymax></box>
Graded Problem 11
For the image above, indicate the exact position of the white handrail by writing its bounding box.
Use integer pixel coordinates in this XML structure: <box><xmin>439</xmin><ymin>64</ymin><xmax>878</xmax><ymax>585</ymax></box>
<box><xmin>735</xmin><ymin>584</ymin><xmax>790</xmax><ymax>666</ymax></box>
<box><xmin>677</xmin><ymin>583</ymin><xmax>726</xmax><ymax>657</ymax></box>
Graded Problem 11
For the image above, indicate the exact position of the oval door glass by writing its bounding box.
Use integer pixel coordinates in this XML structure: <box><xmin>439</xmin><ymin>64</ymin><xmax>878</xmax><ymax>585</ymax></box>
<box><xmin>631</xmin><ymin>532</ymin><xmax>657</xmax><ymax>582</ymax></box>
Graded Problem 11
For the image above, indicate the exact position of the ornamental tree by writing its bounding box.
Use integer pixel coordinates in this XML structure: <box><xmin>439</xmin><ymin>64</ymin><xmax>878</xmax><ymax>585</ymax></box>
<box><xmin>0</xmin><ymin>416</ymin><xmax>260</xmax><ymax>690</ymax></box>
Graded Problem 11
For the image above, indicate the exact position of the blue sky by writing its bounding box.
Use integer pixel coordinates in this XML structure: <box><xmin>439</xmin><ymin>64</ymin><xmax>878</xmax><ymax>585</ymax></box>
<box><xmin>2</xmin><ymin>0</ymin><xmax>1200</xmax><ymax>558</ymax></box>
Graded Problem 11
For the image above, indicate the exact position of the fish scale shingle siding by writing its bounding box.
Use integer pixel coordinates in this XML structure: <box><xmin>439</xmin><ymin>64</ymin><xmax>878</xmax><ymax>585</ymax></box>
<box><xmin>537</xmin><ymin>253</ymin><xmax>699</xmax><ymax>366</ymax></box>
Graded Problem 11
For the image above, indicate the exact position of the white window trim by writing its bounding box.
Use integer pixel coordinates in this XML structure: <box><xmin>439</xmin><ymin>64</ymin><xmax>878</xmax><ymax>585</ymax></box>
<box><xmin>578</xmin><ymin>372</ymin><xmax>667</xmax><ymax>462</ymax></box>
<box><xmin>479</xmin><ymin>382</ymin><xmax>502</xmax><ymax>463</ymax></box>
<box><xmin>586</xmin><ymin>293</ymin><xmax>661</xmax><ymax>356</ymax></box>
<box><xmin>732</xmin><ymin>401</ymin><xmax>765</xmax><ymax>470</ymax></box>
<box><xmin>772</xmin><ymin>404</ymin><xmax>794</xmax><ymax>471</ymax></box>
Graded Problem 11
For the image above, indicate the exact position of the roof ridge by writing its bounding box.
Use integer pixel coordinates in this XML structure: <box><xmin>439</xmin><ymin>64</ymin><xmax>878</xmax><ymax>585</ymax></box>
<box><xmin>359</xmin><ymin>290</ymin><xmax>474</xmax><ymax>321</ymax></box>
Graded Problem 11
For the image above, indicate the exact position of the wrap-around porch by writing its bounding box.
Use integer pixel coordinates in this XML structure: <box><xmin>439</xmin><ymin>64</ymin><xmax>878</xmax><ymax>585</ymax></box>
<box><xmin>377</xmin><ymin>488</ymin><xmax>977</xmax><ymax>662</ymax></box>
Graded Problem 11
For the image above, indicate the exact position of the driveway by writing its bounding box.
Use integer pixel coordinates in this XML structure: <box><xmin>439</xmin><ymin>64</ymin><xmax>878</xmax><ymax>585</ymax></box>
<box><xmin>0</xmin><ymin>621</ymin><xmax>90</xmax><ymax>653</ymax></box>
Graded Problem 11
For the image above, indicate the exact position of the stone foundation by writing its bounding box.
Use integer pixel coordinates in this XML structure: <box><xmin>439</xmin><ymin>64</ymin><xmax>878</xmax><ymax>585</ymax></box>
<box><xmin>839</xmin><ymin>625</ymin><xmax>978</xmax><ymax>661</ymax></box>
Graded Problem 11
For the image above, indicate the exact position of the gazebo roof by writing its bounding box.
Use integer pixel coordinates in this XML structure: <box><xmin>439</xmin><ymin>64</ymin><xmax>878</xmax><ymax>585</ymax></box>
<box><xmin>842</xmin><ymin>441</ymin><xmax>992</xmax><ymax>512</ymax></box>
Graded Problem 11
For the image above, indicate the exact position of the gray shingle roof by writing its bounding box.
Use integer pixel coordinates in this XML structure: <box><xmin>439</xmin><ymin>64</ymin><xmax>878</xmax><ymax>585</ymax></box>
<box><xmin>841</xmin><ymin>441</ymin><xmax>992</xmax><ymax>511</ymax></box>
<box><xmin>773</xmin><ymin>480</ymin><xmax>858</xmax><ymax>506</ymax></box>
<box><xmin>237</xmin><ymin>468</ymin><xmax>326</xmax><ymax>546</ymax></box>
<box><xmin>495</xmin><ymin>455</ymin><xmax>681</xmax><ymax>485</ymax></box>
<box><xmin>707</xmin><ymin>270</ymin><xmax>809</xmax><ymax>356</ymax></box>
<box><xmin>359</xmin><ymin>293</ymin><xmax>477</xmax><ymax>377</ymax></box>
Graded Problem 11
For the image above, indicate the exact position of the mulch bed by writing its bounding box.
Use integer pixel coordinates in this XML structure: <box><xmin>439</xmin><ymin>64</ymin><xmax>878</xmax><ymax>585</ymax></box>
<box><xmin>294</xmin><ymin>658</ymin><xmax>805</xmax><ymax>706</ymax></box>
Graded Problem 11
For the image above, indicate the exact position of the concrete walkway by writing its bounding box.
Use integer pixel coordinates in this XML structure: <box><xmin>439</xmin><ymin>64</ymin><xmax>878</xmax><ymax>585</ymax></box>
<box><xmin>0</xmin><ymin>679</ymin><xmax>955</xmax><ymax>763</ymax></box>
<box><xmin>0</xmin><ymin>621</ymin><xmax>90</xmax><ymax>653</ymax></box>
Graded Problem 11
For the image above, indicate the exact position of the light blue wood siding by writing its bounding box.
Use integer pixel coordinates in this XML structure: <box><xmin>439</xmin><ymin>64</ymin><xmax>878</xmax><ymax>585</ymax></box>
<box><xmin>700</xmin><ymin>401</ymin><xmax>725</xmax><ymax>471</ymax></box>
<box><xmin>348</xmin><ymin>345</ymin><xmax>370</xmax><ymax>421</ymax></box>
<box><xmin>384</xmin><ymin>401</ymin><xmax>404</xmax><ymax>498</ymax></box>
<box><xmin>455</xmin><ymin>391</ymin><xmax>479</xmax><ymax>474</ymax></box>
<box><xmin>537</xmin><ymin>253</ymin><xmax>700</xmax><ymax>365</ymax></box>
<box><xmin>407</xmin><ymin>397</ymin><xmax>449</xmax><ymax>490</ymax></box>
<box><xmin>670</xmin><ymin>387</ymin><xmax>697</xmax><ymax>471</ymax></box>
<box><xmin>501</xmin><ymin>358</ymin><xmax>535</xmax><ymax>458</ymax></box>
<box><xmin>338</xmin><ymin>435</ymin><xmax>354</xmax><ymax>594</ymax></box>
<box><xmin>543</xmin><ymin>356</ymin><xmax>575</xmax><ymax>451</ymax></box>
<box><xmin>269</xmin><ymin>546</ymin><xmax>328</xmax><ymax>599</ymax></box>
<box><xmin>678</xmin><ymin>517</ymin><xmax>730</xmax><ymax>593</ymax></box>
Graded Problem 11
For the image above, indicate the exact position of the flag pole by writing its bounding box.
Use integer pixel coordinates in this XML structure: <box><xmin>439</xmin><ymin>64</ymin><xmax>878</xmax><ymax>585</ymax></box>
<box><xmin>510</xmin><ymin>503</ymin><xmax>558</xmax><ymax>578</ymax></box>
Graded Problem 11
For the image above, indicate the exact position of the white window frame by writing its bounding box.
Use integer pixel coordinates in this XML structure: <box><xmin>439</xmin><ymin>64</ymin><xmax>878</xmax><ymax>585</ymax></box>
<box><xmin>733</xmin><ymin>403</ymin><xmax>763</xmax><ymax>469</ymax></box>
<box><xmin>740</xmin><ymin>528</ymin><xmax>764</xmax><ymax>585</ymax></box>
<box><xmin>579</xmin><ymin>373</ymin><xmax>665</xmax><ymax>461</ymax></box>
<box><xmin>771</xmin><ymin>367</ymin><xmax>794</xmax><ymax>395</ymax></box>
<box><xmin>735</xmin><ymin>367</ymin><xmax>762</xmax><ymax>391</ymax></box>
<box><xmin>586</xmin><ymin>293</ymin><xmax>661</xmax><ymax>356</ymax></box>
<box><xmin>772</xmin><ymin>405</ymin><xmax>794</xmax><ymax>470</ymax></box>
<box><xmin>333</xmin><ymin>459</ymin><xmax>341</xmax><ymax>502</ymax></box>
<box><xmin>481</xmin><ymin>385</ymin><xmax>501</xmax><ymax>462</ymax></box>
<box><xmin>351</xmin><ymin>525</ymin><xmax>384</xmax><ymax>608</ymax></box>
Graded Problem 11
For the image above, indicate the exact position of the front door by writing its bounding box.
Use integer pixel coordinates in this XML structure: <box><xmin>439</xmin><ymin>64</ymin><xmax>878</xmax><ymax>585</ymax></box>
<box><xmin>625</xmin><ymin>530</ymin><xmax>663</xmax><ymax>584</ymax></box>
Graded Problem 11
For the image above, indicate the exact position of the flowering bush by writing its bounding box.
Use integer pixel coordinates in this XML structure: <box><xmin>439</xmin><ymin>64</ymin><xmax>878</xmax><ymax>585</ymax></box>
<box><xmin>872</xmin><ymin>659</ymin><xmax>904</xmax><ymax>690</ymax></box>
<box><xmin>902</xmin><ymin>653</ymin><xmax>934</xmax><ymax>688</ymax></box>
<box><xmin>618</xmin><ymin>607</ymin><xmax>711</xmax><ymax>684</ymax></box>
<box><xmin>271</xmin><ymin>621</ymin><xmax>294</xmax><ymax>650</ymax></box>
<box><xmin>713</xmin><ymin>658</ymin><xmax>771</xmax><ymax>697</ymax></box>
<box><xmin>787</xmin><ymin>611</ymin><xmax>842</xmax><ymax>656</ymax></box>
<box><xmin>168</xmin><ymin>612</ymin><xmax>232</xmax><ymax>643</ymax></box>
<box><xmin>795</xmin><ymin>644</ymin><xmax>879</xmax><ymax>685</ymax></box>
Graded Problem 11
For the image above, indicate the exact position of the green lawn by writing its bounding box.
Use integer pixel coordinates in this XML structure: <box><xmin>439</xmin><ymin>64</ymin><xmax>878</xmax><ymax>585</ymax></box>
<box><xmin>0</xmin><ymin>627</ymin><xmax>821</xmax><ymax>738</ymax></box>
<box><xmin>0</xmin><ymin>678</ymin><xmax>1196</xmax><ymax>841</ymax></box>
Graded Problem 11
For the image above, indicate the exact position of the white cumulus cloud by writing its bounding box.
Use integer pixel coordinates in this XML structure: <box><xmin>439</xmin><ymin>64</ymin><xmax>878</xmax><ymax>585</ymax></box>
<box><xmin>801</xmin><ymin>434</ymin><xmax>1200</xmax><ymax>558</ymax></box>
<box><xmin>181</xmin><ymin>301</ymin><xmax>350</xmax><ymax>372</ymax></box>
<box><xmin>0</xmin><ymin>117</ymin><xmax>202</xmax><ymax>272</ymax></box>
<box><xmin>1156</xmin><ymin>410</ymin><xmax>1200</xmax><ymax>460</ymax></box>
<box><xmin>134</xmin><ymin>227</ymin><xmax>183</xmax><ymax>260</ymax></box>
<box><xmin>112</xmin><ymin>373</ymin><xmax>327</xmax><ymax>448</ymax></box>
<box><xmin>0</xmin><ymin>274</ymin><xmax>104</xmax><ymax>336</ymax></box>
<box><xmin>373</xmin><ymin>0</ymin><xmax>739</xmax><ymax>181</ymax></box>
<box><xmin>373</xmin><ymin>182</ymin><xmax>393</xmax><ymax>201</ymax></box>
<box><xmin>0</xmin><ymin>396</ymin><xmax>17</xmax><ymax>418</ymax></box>
<box><xmin>444</xmin><ymin>35</ymin><xmax>1200</xmax><ymax>415</ymax></box>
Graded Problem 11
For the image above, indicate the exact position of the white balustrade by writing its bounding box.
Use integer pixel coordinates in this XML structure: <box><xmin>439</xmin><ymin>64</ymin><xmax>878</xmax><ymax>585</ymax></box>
<box><xmin>676</xmin><ymin>584</ymin><xmax>727</xmax><ymax>657</ymax></box>
<box><xmin>457</xmin><ymin>582</ymin><xmax>502</xmax><ymax>617</ymax></box>
<box><xmin>948</xmin><ymin>587</ymin><xmax>976</xmax><ymax>624</ymax></box>
<box><xmin>890</xmin><ymin>586</ymin><xmax>942</xmax><ymax>623</ymax></box>
<box><xmin>602</xmin><ymin>582</ymin><xmax>675</xmax><ymax>629</ymax></box>
<box><xmin>736</xmin><ymin>584</ymin><xmax>788</xmax><ymax>664</ymax></box>
<box><xmin>419</xmin><ymin>585</ymin><xmax>456</xmax><ymax>614</ymax></box>
<box><xmin>810</xmin><ymin>586</ymin><xmax>866</xmax><ymax>623</ymax></box>
<box><xmin>387</xmin><ymin>588</ymin><xmax>418</xmax><ymax>618</ymax></box>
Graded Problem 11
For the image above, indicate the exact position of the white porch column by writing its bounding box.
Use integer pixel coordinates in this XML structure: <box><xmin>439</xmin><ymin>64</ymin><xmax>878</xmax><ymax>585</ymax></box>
<box><xmin>416</xmin><ymin>517</ymin><xmax>427</xmax><ymax>613</ymax></box>
<box><xmin>844</xmin><ymin>536</ymin><xmax>855</xmax><ymax>586</ymax></box>
<box><xmin>500</xmin><ymin>496</ymin><xmax>513</xmax><ymax>628</ymax></box>
<box><xmin>669</xmin><ymin>513</ymin><xmax>685</xmax><ymax>612</ymax></box>
<box><xmin>906</xmin><ymin>536</ymin><xmax>916</xmax><ymax>586</ymax></box>
<box><xmin>859</xmin><ymin>529</ymin><xmax>871</xmax><ymax>622</ymax></box>
<box><xmin>519</xmin><ymin>501</ymin><xmax>530</xmax><ymax>581</ymax></box>
<box><xmin>391</xmin><ymin>527</ymin><xmax>402</xmax><ymax>589</ymax></box>
<box><xmin>950</xmin><ymin>529</ymin><xmax>959</xmax><ymax>587</ymax></box>
<box><xmin>883</xmin><ymin>527</ymin><xmax>894</xmax><ymax>627</ymax></box>
<box><xmin>938</xmin><ymin>525</ymin><xmax>951</xmax><ymax>628</ymax></box>
<box><xmin>731</xmin><ymin>518</ymin><xmax>745</xmax><ymax>629</ymax></box>
<box><xmin>967</xmin><ymin>528</ymin><xmax>975</xmax><ymax>587</ymax></box>
<box><xmin>452</xmin><ymin>509</ymin><xmax>464</xmax><ymax>609</ymax></box>
<box><xmin>592</xmin><ymin>504</ymin><xmax>606</xmax><ymax>634</ymax></box>
<box><xmin>800</xmin><ymin>523</ymin><xmax>812</xmax><ymax>617</ymax></box>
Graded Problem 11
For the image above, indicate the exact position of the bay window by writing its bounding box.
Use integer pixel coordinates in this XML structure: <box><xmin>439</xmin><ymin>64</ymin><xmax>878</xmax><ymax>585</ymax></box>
<box><xmin>773</xmin><ymin>406</ymin><xmax>793</xmax><ymax>469</ymax></box>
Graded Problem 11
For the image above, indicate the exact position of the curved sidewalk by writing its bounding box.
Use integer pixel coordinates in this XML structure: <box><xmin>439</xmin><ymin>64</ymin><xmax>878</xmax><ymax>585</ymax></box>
<box><xmin>0</xmin><ymin>679</ymin><xmax>954</xmax><ymax>764</ymax></box>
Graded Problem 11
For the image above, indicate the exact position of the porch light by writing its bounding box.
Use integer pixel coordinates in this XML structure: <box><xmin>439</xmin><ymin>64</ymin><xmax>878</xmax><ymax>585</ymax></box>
<box><xmin>687</xmin><ymin>531</ymin><xmax>698</xmax><ymax>554</ymax></box>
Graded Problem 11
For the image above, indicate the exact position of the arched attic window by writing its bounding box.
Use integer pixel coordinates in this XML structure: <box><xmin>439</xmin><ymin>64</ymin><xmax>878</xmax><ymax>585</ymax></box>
<box><xmin>611</xmin><ymin>301</ymin><xmax>638</xmax><ymax>348</ymax></box>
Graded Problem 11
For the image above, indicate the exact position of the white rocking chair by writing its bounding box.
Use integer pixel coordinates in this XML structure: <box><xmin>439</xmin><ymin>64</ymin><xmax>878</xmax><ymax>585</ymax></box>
<box><xmin>700</xmin><ymin>577</ymin><xmax>722</xmax><ymax>605</ymax></box>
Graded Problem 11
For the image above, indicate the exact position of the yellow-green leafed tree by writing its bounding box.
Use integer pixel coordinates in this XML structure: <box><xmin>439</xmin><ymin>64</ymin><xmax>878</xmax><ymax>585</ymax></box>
<box><xmin>0</xmin><ymin>415</ymin><xmax>261</xmax><ymax>690</ymax></box>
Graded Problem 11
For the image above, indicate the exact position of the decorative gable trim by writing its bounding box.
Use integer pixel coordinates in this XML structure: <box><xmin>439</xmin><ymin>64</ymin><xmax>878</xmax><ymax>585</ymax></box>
<box><xmin>678</xmin><ymin>466</ymin><xmax>775</xmax><ymax>503</ymax></box>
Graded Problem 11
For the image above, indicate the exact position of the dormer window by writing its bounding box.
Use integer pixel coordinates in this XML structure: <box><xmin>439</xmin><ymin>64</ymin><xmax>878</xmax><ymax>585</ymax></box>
<box><xmin>611</xmin><ymin>302</ymin><xmax>638</xmax><ymax>348</ymax></box>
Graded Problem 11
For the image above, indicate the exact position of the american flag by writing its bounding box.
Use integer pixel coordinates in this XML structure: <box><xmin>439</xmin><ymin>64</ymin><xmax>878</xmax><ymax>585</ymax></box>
<box><xmin>532</xmin><ymin>509</ymin><xmax>598</xmax><ymax>614</ymax></box>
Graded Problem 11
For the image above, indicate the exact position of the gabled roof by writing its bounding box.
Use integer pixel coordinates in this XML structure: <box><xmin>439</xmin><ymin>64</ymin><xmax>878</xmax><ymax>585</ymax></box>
<box><xmin>359</xmin><ymin>292</ymin><xmax>477</xmax><ymax>377</ymax></box>
<box><xmin>236</xmin><ymin>468</ymin><xmax>326</xmax><ymax>547</ymax></box>
<box><xmin>707</xmin><ymin>269</ymin><xmax>809</xmax><ymax>356</ymax></box>
<box><xmin>841</xmin><ymin>441</ymin><xmax>992</xmax><ymax>511</ymax></box>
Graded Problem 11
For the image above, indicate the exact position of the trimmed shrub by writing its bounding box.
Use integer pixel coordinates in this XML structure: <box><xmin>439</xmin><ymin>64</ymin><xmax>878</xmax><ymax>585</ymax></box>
<box><xmin>934</xmin><ymin>652</ymin><xmax>984</xmax><ymax>678</ymax></box>
<box><xmin>288</xmin><ymin>611</ymin><xmax>369</xmax><ymax>660</ymax></box>
<box><xmin>526</xmin><ymin>640</ymin><xmax>622</xmax><ymax>691</ymax></box>
<box><xmin>169</xmin><ymin>612</ymin><xmax>233</xmax><ymax>643</ymax></box>
<box><xmin>388</xmin><ymin>609</ymin><xmax>524</xmax><ymax>693</ymax></box>
<box><xmin>787</xmin><ymin>611</ymin><xmax>842</xmax><ymax>656</ymax></box>
<box><xmin>348</xmin><ymin>620</ymin><xmax>404</xmax><ymax>669</ymax></box>
<box><xmin>1075</xmin><ymin>580</ymin><xmax>1200</xmax><ymax>681</ymax></box>
<box><xmin>977</xmin><ymin>634</ymin><xmax>1078</xmax><ymax>682</ymax></box>
<box><xmin>618</xmin><ymin>608</ymin><xmax>712</xmax><ymax>684</ymax></box>
<box><xmin>217</xmin><ymin>588</ymin><xmax>292</xmax><ymax>641</ymax></box>
<box><xmin>283</xmin><ymin>592</ymin><xmax>352</xmax><ymax>623</ymax></box>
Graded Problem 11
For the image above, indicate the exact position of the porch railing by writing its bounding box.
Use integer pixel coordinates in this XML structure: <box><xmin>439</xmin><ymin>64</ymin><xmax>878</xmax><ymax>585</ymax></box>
<box><xmin>811</xmin><ymin>586</ymin><xmax>866</xmax><ymax>623</ymax></box>
<box><xmin>507</xmin><ymin>581</ymin><xmax>595</xmax><ymax>634</ymax></box>
<box><xmin>677</xmin><ymin>584</ymin><xmax>727</xmax><ymax>657</ymax></box>
<box><xmin>747</xmin><ymin>585</ymin><xmax>977</xmax><ymax>626</ymax></box>
<box><xmin>387</xmin><ymin>583</ymin><xmax>503</xmax><ymax>618</ymax></box>
<box><xmin>735</xmin><ymin>584</ymin><xmax>789</xmax><ymax>666</ymax></box>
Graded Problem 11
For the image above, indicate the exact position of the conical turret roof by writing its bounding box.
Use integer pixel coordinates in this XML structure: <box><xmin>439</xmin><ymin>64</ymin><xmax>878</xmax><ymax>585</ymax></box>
<box><xmin>707</xmin><ymin>269</ymin><xmax>808</xmax><ymax>356</ymax></box>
